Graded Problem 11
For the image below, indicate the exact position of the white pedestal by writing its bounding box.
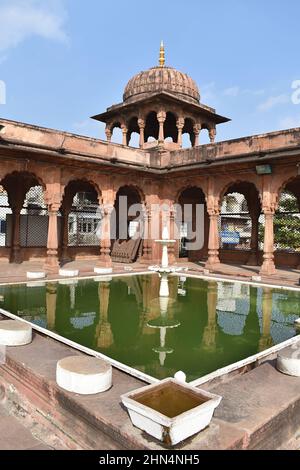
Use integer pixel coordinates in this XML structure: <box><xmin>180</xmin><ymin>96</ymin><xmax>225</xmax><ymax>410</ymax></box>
<box><xmin>277</xmin><ymin>344</ymin><xmax>300</xmax><ymax>377</ymax></box>
<box><xmin>56</xmin><ymin>356</ymin><xmax>112</xmax><ymax>395</ymax></box>
<box><xmin>59</xmin><ymin>269</ymin><xmax>79</xmax><ymax>278</ymax></box>
<box><xmin>94</xmin><ymin>267</ymin><xmax>113</xmax><ymax>275</ymax></box>
<box><xmin>0</xmin><ymin>320</ymin><xmax>32</xmax><ymax>346</ymax></box>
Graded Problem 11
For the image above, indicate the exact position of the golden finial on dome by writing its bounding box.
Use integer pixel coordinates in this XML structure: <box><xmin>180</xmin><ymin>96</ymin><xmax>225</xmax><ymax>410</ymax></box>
<box><xmin>159</xmin><ymin>40</ymin><xmax>165</xmax><ymax>67</ymax></box>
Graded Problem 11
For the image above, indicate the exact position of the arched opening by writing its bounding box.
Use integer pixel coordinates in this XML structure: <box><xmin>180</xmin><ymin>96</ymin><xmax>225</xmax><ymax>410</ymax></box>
<box><xmin>20</xmin><ymin>185</ymin><xmax>48</xmax><ymax>249</ymax></box>
<box><xmin>111</xmin><ymin>186</ymin><xmax>144</xmax><ymax>263</ymax></box>
<box><xmin>219</xmin><ymin>182</ymin><xmax>261</xmax><ymax>266</ymax></box>
<box><xmin>274</xmin><ymin>176</ymin><xmax>300</xmax><ymax>267</ymax></box>
<box><xmin>61</xmin><ymin>180</ymin><xmax>101</xmax><ymax>261</ymax></box>
<box><xmin>182</xmin><ymin>118</ymin><xmax>195</xmax><ymax>148</ymax></box>
<box><xmin>111</xmin><ymin>122</ymin><xmax>123</xmax><ymax>144</ymax></box>
<box><xmin>164</xmin><ymin>112</ymin><xmax>178</xmax><ymax>142</ymax></box>
<box><xmin>178</xmin><ymin>187</ymin><xmax>208</xmax><ymax>261</ymax></box>
<box><xmin>144</xmin><ymin>111</ymin><xmax>159</xmax><ymax>143</ymax></box>
<box><xmin>127</xmin><ymin>117</ymin><xmax>139</xmax><ymax>147</ymax></box>
<box><xmin>0</xmin><ymin>185</ymin><xmax>12</xmax><ymax>249</ymax></box>
<box><xmin>201</xmin><ymin>126</ymin><xmax>211</xmax><ymax>145</ymax></box>
<box><xmin>0</xmin><ymin>171</ymin><xmax>47</xmax><ymax>263</ymax></box>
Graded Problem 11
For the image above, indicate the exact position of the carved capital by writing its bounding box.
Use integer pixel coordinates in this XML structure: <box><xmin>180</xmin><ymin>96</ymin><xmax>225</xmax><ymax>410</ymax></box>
<box><xmin>105</xmin><ymin>126</ymin><xmax>112</xmax><ymax>140</ymax></box>
<box><xmin>121</xmin><ymin>124</ymin><xmax>127</xmax><ymax>134</ymax></box>
<box><xmin>206</xmin><ymin>194</ymin><xmax>219</xmax><ymax>216</ymax></box>
<box><xmin>157</xmin><ymin>111</ymin><xmax>166</xmax><ymax>123</ymax></box>
<box><xmin>138</xmin><ymin>118</ymin><xmax>145</xmax><ymax>129</ymax></box>
<box><xmin>193</xmin><ymin>124</ymin><xmax>201</xmax><ymax>135</ymax></box>
<box><xmin>176</xmin><ymin>117</ymin><xmax>185</xmax><ymax>130</ymax></box>
<box><xmin>262</xmin><ymin>192</ymin><xmax>277</xmax><ymax>215</ymax></box>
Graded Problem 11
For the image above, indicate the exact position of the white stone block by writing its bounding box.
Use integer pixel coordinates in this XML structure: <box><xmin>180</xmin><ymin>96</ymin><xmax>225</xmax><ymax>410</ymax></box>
<box><xmin>59</xmin><ymin>269</ymin><xmax>79</xmax><ymax>278</ymax></box>
<box><xmin>94</xmin><ymin>267</ymin><xmax>113</xmax><ymax>275</ymax></box>
<box><xmin>26</xmin><ymin>271</ymin><xmax>46</xmax><ymax>280</ymax></box>
<box><xmin>0</xmin><ymin>320</ymin><xmax>32</xmax><ymax>346</ymax></box>
<box><xmin>252</xmin><ymin>276</ymin><xmax>262</xmax><ymax>282</ymax></box>
<box><xmin>56</xmin><ymin>355</ymin><xmax>112</xmax><ymax>395</ymax></box>
<box><xmin>277</xmin><ymin>344</ymin><xmax>300</xmax><ymax>377</ymax></box>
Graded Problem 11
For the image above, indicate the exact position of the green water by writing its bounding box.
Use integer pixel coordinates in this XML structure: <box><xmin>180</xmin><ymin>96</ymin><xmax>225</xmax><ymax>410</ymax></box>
<box><xmin>0</xmin><ymin>274</ymin><xmax>299</xmax><ymax>382</ymax></box>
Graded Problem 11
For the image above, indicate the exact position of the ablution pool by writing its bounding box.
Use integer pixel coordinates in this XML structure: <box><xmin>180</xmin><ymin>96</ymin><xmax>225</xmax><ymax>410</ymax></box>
<box><xmin>0</xmin><ymin>274</ymin><xmax>299</xmax><ymax>382</ymax></box>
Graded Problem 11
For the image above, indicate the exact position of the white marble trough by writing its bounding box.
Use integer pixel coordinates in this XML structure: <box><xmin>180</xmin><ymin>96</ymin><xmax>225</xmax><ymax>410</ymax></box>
<box><xmin>277</xmin><ymin>343</ymin><xmax>300</xmax><ymax>377</ymax></box>
<box><xmin>56</xmin><ymin>355</ymin><xmax>112</xmax><ymax>395</ymax></box>
<box><xmin>0</xmin><ymin>320</ymin><xmax>32</xmax><ymax>346</ymax></box>
<box><xmin>26</xmin><ymin>271</ymin><xmax>46</xmax><ymax>280</ymax></box>
<box><xmin>59</xmin><ymin>269</ymin><xmax>79</xmax><ymax>278</ymax></box>
<box><xmin>121</xmin><ymin>378</ymin><xmax>222</xmax><ymax>446</ymax></box>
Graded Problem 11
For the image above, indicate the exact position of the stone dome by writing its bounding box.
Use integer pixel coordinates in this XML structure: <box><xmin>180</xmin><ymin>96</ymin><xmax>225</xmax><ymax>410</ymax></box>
<box><xmin>123</xmin><ymin>66</ymin><xmax>200</xmax><ymax>104</ymax></box>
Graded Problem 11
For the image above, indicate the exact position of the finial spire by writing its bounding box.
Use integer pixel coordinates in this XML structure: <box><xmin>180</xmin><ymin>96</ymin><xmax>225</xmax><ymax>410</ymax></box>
<box><xmin>159</xmin><ymin>40</ymin><xmax>165</xmax><ymax>67</ymax></box>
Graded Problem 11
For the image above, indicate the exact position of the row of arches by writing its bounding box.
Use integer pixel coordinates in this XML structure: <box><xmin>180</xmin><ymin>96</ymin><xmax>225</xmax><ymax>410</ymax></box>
<box><xmin>0</xmin><ymin>172</ymin><xmax>144</xmax><ymax>264</ymax></box>
<box><xmin>0</xmin><ymin>171</ymin><xmax>299</xmax><ymax>270</ymax></box>
<box><xmin>177</xmin><ymin>178</ymin><xmax>300</xmax><ymax>268</ymax></box>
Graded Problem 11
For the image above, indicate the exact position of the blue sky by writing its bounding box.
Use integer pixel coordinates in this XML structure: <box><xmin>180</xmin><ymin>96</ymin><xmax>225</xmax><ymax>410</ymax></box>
<box><xmin>0</xmin><ymin>0</ymin><xmax>300</xmax><ymax>145</ymax></box>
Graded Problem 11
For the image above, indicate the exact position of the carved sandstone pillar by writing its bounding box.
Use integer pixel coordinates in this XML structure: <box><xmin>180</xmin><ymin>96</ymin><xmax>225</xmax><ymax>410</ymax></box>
<box><xmin>121</xmin><ymin>125</ymin><xmax>128</xmax><ymax>146</ymax></box>
<box><xmin>209</xmin><ymin>127</ymin><xmax>216</xmax><ymax>143</ymax></box>
<box><xmin>105</xmin><ymin>126</ymin><xmax>112</xmax><ymax>143</ymax></box>
<box><xmin>138</xmin><ymin>119</ymin><xmax>145</xmax><ymax>148</ymax></box>
<box><xmin>205</xmin><ymin>208</ymin><xmax>220</xmax><ymax>270</ymax></box>
<box><xmin>193</xmin><ymin>124</ymin><xmax>201</xmax><ymax>147</ymax></box>
<box><xmin>44</xmin><ymin>203</ymin><xmax>60</xmax><ymax>273</ymax></box>
<box><xmin>260</xmin><ymin>208</ymin><xmax>276</xmax><ymax>275</ymax></box>
<box><xmin>176</xmin><ymin>117</ymin><xmax>185</xmax><ymax>148</ymax></box>
<box><xmin>98</xmin><ymin>205</ymin><xmax>114</xmax><ymax>267</ymax></box>
<box><xmin>157</xmin><ymin>111</ymin><xmax>166</xmax><ymax>143</ymax></box>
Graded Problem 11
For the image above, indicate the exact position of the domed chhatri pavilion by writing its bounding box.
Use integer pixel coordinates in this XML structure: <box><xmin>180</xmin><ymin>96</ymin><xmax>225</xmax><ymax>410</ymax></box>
<box><xmin>0</xmin><ymin>43</ymin><xmax>299</xmax><ymax>277</ymax></box>
<box><xmin>92</xmin><ymin>42</ymin><xmax>229</xmax><ymax>148</ymax></box>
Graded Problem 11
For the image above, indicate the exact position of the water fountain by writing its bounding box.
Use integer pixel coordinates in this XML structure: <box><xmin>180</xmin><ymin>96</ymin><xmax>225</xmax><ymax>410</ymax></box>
<box><xmin>149</xmin><ymin>225</ymin><xmax>182</xmax><ymax>297</ymax></box>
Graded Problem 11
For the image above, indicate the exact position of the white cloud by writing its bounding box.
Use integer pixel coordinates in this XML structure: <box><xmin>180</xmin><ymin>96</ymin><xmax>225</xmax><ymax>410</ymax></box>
<box><xmin>279</xmin><ymin>116</ymin><xmax>300</xmax><ymax>129</ymax></box>
<box><xmin>0</xmin><ymin>0</ymin><xmax>68</xmax><ymax>53</ymax></box>
<box><xmin>223</xmin><ymin>86</ymin><xmax>240</xmax><ymax>97</ymax></box>
<box><xmin>257</xmin><ymin>94</ymin><xmax>290</xmax><ymax>112</ymax></box>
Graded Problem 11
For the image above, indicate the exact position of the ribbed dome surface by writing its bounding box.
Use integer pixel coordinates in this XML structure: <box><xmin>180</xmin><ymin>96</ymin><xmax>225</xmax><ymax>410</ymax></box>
<box><xmin>123</xmin><ymin>66</ymin><xmax>200</xmax><ymax>104</ymax></box>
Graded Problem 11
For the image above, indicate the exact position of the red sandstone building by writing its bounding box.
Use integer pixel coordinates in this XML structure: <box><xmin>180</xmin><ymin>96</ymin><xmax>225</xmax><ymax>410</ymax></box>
<box><xmin>0</xmin><ymin>44</ymin><xmax>299</xmax><ymax>276</ymax></box>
